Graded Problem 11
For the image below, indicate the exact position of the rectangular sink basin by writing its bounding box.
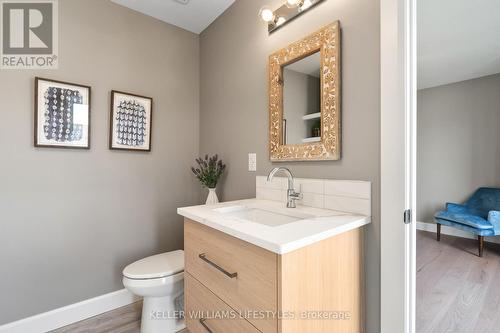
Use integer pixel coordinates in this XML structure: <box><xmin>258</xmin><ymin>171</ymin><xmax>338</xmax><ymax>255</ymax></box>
<box><xmin>213</xmin><ymin>205</ymin><xmax>306</xmax><ymax>227</ymax></box>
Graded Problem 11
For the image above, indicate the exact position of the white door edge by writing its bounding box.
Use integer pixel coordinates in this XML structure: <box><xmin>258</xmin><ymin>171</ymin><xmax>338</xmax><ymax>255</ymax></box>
<box><xmin>380</xmin><ymin>0</ymin><xmax>416</xmax><ymax>332</ymax></box>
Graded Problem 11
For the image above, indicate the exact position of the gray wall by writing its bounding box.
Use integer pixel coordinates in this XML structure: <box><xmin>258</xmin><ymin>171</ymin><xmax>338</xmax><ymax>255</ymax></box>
<box><xmin>199</xmin><ymin>0</ymin><xmax>381</xmax><ymax>331</ymax></box>
<box><xmin>0</xmin><ymin>0</ymin><xmax>200</xmax><ymax>324</ymax></box>
<box><xmin>418</xmin><ymin>73</ymin><xmax>500</xmax><ymax>223</ymax></box>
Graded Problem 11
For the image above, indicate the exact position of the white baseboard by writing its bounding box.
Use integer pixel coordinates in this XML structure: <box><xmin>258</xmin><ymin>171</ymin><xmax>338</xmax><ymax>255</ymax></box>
<box><xmin>0</xmin><ymin>289</ymin><xmax>141</xmax><ymax>333</ymax></box>
<box><xmin>417</xmin><ymin>221</ymin><xmax>500</xmax><ymax>244</ymax></box>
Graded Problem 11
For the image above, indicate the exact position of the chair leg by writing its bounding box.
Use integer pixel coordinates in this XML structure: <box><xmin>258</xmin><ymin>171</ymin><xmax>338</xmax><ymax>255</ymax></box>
<box><xmin>437</xmin><ymin>223</ymin><xmax>441</xmax><ymax>241</ymax></box>
<box><xmin>478</xmin><ymin>236</ymin><xmax>484</xmax><ymax>257</ymax></box>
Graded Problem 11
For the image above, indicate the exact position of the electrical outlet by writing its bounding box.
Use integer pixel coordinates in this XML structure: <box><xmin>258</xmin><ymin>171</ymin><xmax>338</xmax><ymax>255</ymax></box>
<box><xmin>248</xmin><ymin>153</ymin><xmax>257</xmax><ymax>172</ymax></box>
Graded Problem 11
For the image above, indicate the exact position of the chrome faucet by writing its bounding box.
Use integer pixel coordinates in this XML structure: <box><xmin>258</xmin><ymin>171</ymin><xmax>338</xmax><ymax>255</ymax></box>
<box><xmin>267</xmin><ymin>167</ymin><xmax>301</xmax><ymax>208</ymax></box>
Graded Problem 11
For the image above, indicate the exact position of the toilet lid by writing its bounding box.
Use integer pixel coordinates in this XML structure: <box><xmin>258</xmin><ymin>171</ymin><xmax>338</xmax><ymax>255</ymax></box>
<box><xmin>123</xmin><ymin>250</ymin><xmax>184</xmax><ymax>279</ymax></box>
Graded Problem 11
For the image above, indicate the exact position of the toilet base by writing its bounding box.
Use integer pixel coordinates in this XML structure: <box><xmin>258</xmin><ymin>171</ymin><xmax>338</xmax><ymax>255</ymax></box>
<box><xmin>122</xmin><ymin>251</ymin><xmax>185</xmax><ymax>333</ymax></box>
<box><xmin>141</xmin><ymin>294</ymin><xmax>186</xmax><ymax>333</ymax></box>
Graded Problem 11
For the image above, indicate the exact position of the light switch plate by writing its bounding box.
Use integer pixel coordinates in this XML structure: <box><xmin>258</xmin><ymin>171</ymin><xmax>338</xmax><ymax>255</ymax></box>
<box><xmin>248</xmin><ymin>153</ymin><xmax>257</xmax><ymax>172</ymax></box>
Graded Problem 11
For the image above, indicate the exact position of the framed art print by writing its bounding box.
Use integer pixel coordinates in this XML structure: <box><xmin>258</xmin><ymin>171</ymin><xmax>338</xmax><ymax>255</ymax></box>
<box><xmin>35</xmin><ymin>77</ymin><xmax>91</xmax><ymax>149</ymax></box>
<box><xmin>109</xmin><ymin>90</ymin><xmax>153</xmax><ymax>151</ymax></box>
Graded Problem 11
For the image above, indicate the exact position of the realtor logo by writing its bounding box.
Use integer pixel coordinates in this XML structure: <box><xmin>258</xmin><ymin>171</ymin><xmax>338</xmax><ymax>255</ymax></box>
<box><xmin>1</xmin><ymin>0</ymin><xmax>58</xmax><ymax>69</ymax></box>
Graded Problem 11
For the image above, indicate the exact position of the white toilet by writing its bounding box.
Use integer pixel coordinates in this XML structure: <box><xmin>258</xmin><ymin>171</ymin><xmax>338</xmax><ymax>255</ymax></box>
<box><xmin>123</xmin><ymin>250</ymin><xmax>185</xmax><ymax>333</ymax></box>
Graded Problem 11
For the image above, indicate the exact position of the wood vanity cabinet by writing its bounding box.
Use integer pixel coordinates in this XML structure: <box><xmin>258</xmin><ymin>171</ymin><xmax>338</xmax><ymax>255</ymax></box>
<box><xmin>184</xmin><ymin>218</ymin><xmax>364</xmax><ymax>333</ymax></box>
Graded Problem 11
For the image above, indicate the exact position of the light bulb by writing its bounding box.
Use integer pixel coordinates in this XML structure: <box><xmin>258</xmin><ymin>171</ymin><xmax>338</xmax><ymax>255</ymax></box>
<box><xmin>286</xmin><ymin>0</ymin><xmax>302</xmax><ymax>8</ymax></box>
<box><xmin>259</xmin><ymin>6</ymin><xmax>275</xmax><ymax>22</ymax></box>
<box><xmin>300</xmin><ymin>0</ymin><xmax>313</xmax><ymax>10</ymax></box>
<box><xmin>275</xmin><ymin>16</ymin><xmax>286</xmax><ymax>26</ymax></box>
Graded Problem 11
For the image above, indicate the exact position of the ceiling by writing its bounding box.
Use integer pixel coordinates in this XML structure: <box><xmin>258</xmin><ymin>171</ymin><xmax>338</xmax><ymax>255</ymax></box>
<box><xmin>111</xmin><ymin>0</ymin><xmax>235</xmax><ymax>34</ymax></box>
<box><xmin>418</xmin><ymin>0</ymin><xmax>500</xmax><ymax>89</ymax></box>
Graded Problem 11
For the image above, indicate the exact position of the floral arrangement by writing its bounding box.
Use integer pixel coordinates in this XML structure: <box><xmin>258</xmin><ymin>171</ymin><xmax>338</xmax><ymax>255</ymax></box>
<box><xmin>191</xmin><ymin>154</ymin><xmax>226</xmax><ymax>189</ymax></box>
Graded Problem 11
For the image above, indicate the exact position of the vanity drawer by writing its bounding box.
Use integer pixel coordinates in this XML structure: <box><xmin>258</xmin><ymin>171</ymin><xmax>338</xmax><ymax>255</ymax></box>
<box><xmin>184</xmin><ymin>219</ymin><xmax>278</xmax><ymax>333</ymax></box>
<box><xmin>185</xmin><ymin>273</ymin><xmax>261</xmax><ymax>333</ymax></box>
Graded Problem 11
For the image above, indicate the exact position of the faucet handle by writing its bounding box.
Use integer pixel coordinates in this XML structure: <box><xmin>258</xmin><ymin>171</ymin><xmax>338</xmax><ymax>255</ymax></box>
<box><xmin>289</xmin><ymin>184</ymin><xmax>302</xmax><ymax>201</ymax></box>
<box><xmin>286</xmin><ymin>188</ymin><xmax>302</xmax><ymax>208</ymax></box>
<box><xmin>292</xmin><ymin>183</ymin><xmax>302</xmax><ymax>196</ymax></box>
<box><xmin>289</xmin><ymin>191</ymin><xmax>303</xmax><ymax>200</ymax></box>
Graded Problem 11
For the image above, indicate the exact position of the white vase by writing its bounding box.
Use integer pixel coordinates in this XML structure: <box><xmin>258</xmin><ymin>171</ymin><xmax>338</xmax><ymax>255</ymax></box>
<box><xmin>206</xmin><ymin>188</ymin><xmax>219</xmax><ymax>205</ymax></box>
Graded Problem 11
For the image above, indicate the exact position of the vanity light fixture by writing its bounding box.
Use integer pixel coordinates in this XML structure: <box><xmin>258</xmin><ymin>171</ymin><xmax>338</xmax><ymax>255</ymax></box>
<box><xmin>286</xmin><ymin>0</ymin><xmax>302</xmax><ymax>8</ymax></box>
<box><xmin>275</xmin><ymin>16</ymin><xmax>287</xmax><ymax>26</ymax></box>
<box><xmin>300</xmin><ymin>0</ymin><xmax>314</xmax><ymax>11</ymax></box>
<box><xmin>259</xmin><ymin>0</ymin><xmax>324</xmax><ymax>33</ymax></box>
<box><xmin>259</xmin><ymin>5</ymin><xmax>288</xmax><ymax>27</ymax></box>
<box><xmin>259</xmin><ymin>6</ymin><xmax>275</xmax><ymax>22</ymax></box>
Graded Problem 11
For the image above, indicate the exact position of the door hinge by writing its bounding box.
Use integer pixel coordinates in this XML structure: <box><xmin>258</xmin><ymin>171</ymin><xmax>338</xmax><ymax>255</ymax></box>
<box><xmin>404</xmin><ymin>209</ymin><xmax>412</xmax><ymax>224</ymax></box>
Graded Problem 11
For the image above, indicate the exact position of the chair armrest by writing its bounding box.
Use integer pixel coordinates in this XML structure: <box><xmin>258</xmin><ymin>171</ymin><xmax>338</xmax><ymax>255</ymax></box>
<box><xmin>446</xmin><ymin>203</ymin><xmax>468</xmax><ymax>213</ymax></box>
<box><xmin>488</xmin><ymin>210</ymin><xmax>500</xmax><ymax>227</ymax></box>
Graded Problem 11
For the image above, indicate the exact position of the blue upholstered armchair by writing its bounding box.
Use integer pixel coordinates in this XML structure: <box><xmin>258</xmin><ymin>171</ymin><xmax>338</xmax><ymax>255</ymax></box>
<box><xmin>434</xmin><ymin>188</ymin><xmax>500</xmax><ymax>257</ymax></box>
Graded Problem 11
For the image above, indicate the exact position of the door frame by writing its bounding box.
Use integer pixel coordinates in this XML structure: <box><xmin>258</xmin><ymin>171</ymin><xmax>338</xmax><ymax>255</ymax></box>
<box><xmin>380</xmin><ymin>0</ymin><xmax>417</xmax><ymax>332</ymax></box>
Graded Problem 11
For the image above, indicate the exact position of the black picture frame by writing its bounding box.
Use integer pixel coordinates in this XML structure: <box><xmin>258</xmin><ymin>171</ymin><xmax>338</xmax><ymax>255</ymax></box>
<box><xmin>109</xmin><ymin>90</ymin><xmax>153</xmax><ymax>152</ymax></box>
<box><xmin>34</xmin><ymin>77</ymin><xmax>91</xmax><ymax>149</ymax></box>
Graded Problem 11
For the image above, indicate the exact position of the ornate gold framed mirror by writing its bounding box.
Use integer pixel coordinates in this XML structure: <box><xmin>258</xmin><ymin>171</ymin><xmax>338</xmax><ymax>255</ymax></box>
<box><xmin>268</xmin><ymin>21</ymin><xmax>341</xmax><ymax>161</ymax></box>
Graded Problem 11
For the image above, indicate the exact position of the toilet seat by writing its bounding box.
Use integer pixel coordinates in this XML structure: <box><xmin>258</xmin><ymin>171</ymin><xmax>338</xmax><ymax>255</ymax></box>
<box><xmin>123</xmin><ymin>250</ymin><xmax>184</xmax><ymax>280</ymax></box>
<box><xmin>122</xmin><ymin>272</ymin><xmax>184</xmax><ymax>289</ymax></box>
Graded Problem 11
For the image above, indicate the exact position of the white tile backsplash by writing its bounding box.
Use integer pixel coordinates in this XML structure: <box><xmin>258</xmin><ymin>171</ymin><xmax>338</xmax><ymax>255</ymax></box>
<box><xmin>324</xmin><ymin>180</ymin><xmax>371</xmax><ymax>199</ymax></box>
<box><xmin>256</xmin><ymin>187</ymin><xmax>285</xmax><ymax>202</ymax></box>
<box><xmin>294</xmin><ymin>178</ymin><xmax>324</xmax><ymax>194</ymax></box>
<box><xmin>256</xmin><ymin>176</ymin><xmax>371</xmax><ymax>215</ymax></box>
<box><xmin>256</xmin><ymin>175</ymin><xmax>283</xmax><ymax>189</ymax></box>
<box><xmin>324</xmin><ymin>195</ymin><xmax>371</xmax><ymax>215</ymax></box>
<box><xmin>300</xmin><ymin>192</ymin><xmax>325</xmax><ymax>209</ymax></box>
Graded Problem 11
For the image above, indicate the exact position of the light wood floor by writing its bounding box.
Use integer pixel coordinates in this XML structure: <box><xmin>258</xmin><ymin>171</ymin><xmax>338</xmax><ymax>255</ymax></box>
<box><xmin>417</xmin><ymin>230</ymin><xmax>500</xmax><ymax>333</ymax></box>
<box><xmin>50</xmin><ymin>301</ymin><xmax>189</xmax><ymax>333</ymax></box>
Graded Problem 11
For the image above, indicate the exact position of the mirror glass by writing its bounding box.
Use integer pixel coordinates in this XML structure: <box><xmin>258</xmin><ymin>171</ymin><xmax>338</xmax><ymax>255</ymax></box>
<box><xmin>282</xmin><ymin>51</ymin><xmax>321</xmax><ymax>145</ymax></box>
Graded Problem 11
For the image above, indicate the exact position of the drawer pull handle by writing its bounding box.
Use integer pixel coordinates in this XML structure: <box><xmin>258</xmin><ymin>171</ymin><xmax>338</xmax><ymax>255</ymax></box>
<box><xmin>200</xmin><ymin>318</ymin><xmax>215</xmax><ymax>333</ymax></box>
<box><xmin>199</xmin><ymin>253</ymin><xmax>238</xmax><ymax>278</ymax></box>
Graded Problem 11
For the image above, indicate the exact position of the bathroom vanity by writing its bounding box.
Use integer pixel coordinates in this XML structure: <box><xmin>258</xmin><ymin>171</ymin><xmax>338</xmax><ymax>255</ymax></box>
<box><xmin>178</xmin><ymin>177</ymin><xmax>370</xmax><ymax>333</ymax></box>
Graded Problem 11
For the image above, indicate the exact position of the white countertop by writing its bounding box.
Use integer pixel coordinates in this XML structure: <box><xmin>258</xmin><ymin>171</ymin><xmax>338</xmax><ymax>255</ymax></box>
<box><xmin>177</xmin><ymin>199</ymin><xmax>371</xmax><ymax>254</ymax></box>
